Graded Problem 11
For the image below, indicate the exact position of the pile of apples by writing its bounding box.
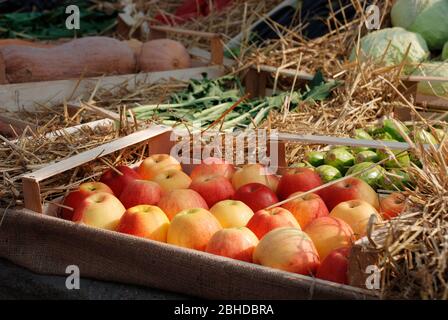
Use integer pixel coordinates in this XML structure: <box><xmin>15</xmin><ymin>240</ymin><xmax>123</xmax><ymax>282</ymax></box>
<box><xmin>61</xmin><ymin>154</ymin><xmax>406</xmax><ymax>285</ymax></box>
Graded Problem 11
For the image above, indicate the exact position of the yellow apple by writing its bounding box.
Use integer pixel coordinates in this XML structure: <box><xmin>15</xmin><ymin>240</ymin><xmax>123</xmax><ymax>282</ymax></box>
<box><xmin>231</xmin><ymin>164</ymin><xmax>279</xmax><ymax>192</ymax></box>
<box><xmin>253</xmin><ymin>227</ymin><xmax>320</xmax><ymax>275</ymax></box>
<box><xmin>206</xmin><ymin>227</ymin><xmax>259</xmax><ymax>262</ymax></box>
<box><xmin>137</xmin><ymin>154</ymin><xmax>181</xmax><ymax>180</ymax></box>
<box><xmin>117</xmin><ymin>205</ymin><xmax>170</xmax><ymax>242</ymax></box>
<box><xmin>304</xmin><ymin>216</ymin><xmax>355</xmax><ymax>261</ymax></box>
<box><xmin>209</xmin><ymin>200</ymin><xmax>254</xmax><ymax>228</ymax></box>
<box><xmin>151</xmin><ymin>169</ymin><xmax>192</xmax><ymax>194</ymax></box>
<box><xmin>72</xmin><ymin>192</ymin><xmax>126</xmax><ymax>230</ymax></box>
<box><xmin>167</xmin><ymin>208</ymin><xmax>222</xmax><ymax>251</ymax></box>
<box><xmin>330</xmin><ymin>200</ymin><xmax>383</xmax><ymax>239</ymax></box>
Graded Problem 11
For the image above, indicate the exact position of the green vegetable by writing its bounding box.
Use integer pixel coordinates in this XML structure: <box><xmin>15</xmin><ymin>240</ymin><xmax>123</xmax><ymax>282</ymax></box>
<box><xmin>349</xmin><ymin>27</ymin><xmax>429</xmax><ymax>68</ymax></box>
<box><xmin>391</xmin><ymin>0</ymin><xmax>448</xmax><ymax>50</ymax></box>
<box><xmin>316</xmin><ymin>165</ymin><xmax>342</xmax><ymax>183</ymax></box>
<box><xmin>377</xmin><ymin>148</ymin><xmax>411</xmax><ymax>168</ymax></box>
<box><xmin>414</xmin><ymin>128</ymin><xmax>438</xmax><ymax>144</ymax></box>
<box><xmin>443</xmin><ymin>42</ymin><xmax>448</xmax><ymax>60</ymax></box>
<box><xmin>434</xmin><ymin>128</ymin><xmax>446</xmax><ymax>141</ymax></box>
<box><xmin>353</xmin><ymin>129</ymin><xmax>375</xmax><ymax>153</ymax></box>
<box><xmin>346</xmin><ymin>162</ymin><xmax>385</xmax><ymax>189</ymax></box>
<box><xmin>324</xmin><ymin>148</ymin><xmax>355</xmax><ymax>174</ymax></box>
<box><xmin>411</xmin><ymin>62</ymin><xmax>448</xmax><ymax>97</ymax></box>
<box><xmin>380</xmin><ymin>169</ymin><xmax>413</xmax><ymax>191</ymax></box>
<box><xmin>383</xmin><ymin>118</ymin><xmax>410</xmax><ymax>142</ymax></box>
<box><xmin>377</xmin><ymin>132</ymin><xmax>396</xmax><ymax>141</ymax></box>
<box><xmin>355</xmin><ymin>150</ymin><xmax>379</xmax><ymax>164</ymax></box>
<box><xmin>290</xmin><ymin>162</ymin><xmax>314</xmax><ymax>169</ymax></box>
<box><xmin>132</xmin><ymin>73</ymin><xmax>339</xmax><ymax>131</ymax></box>
<box><xmin>305</xmin><ymin>151</ymin><xmax>326</xmax><ymax>167</ymax></box>
<box><xmin>410</xmin><ymin>153</ymin><xmax>423</xmax><ymax>168</ymax></box>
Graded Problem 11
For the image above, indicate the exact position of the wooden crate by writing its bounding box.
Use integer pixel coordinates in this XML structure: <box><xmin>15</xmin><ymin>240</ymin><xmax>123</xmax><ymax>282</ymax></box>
<box><xmin>0</xmin><ymin>26</ymin><xmax>229</xmax><ymax>113</ymax></box>
<box><xmin>244</xmin><ymin>63</ymin><xmax>448</xmax><ymax>120</ymax></box>
<box><xmin>395</xmin><ymin>75</ymin><xmax>448</xmax><ymax>121</ymax></box>
<box><xmin>1</xmin><ymin>125</ymin><xmax>415</xmax><ymax>299</ymax></box>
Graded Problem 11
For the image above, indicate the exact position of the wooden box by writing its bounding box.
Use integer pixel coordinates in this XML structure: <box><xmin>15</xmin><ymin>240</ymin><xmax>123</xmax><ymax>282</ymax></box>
<box><xmin>1</xmin><ymin>125</ymin><xmax>415</xmax><ymax>299</ymax></box>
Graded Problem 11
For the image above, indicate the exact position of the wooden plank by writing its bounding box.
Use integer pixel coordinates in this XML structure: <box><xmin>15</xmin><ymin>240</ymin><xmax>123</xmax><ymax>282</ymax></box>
<box><xmin>210</xmin><ymin>37</ymin><xmax>224</xmax><ymax>66</ymax></box>
<box><xmin>22</xmin><ymin>177</ymin><xmax>43</xmax><ymax>213</ymax></box>
<box><xmin>416</xmin><ymin>94</ymin><xmax>448</xmax><ymax>109</ymax></box>
<box><xmin>277</xmin><ymin>132</ymin><xmax>413</xmax><ymax>150</ymax></box>
<box><xmin>403</xmin><ymin>75</ymin><xmax>448</xmax><ymax>83</ymax></box>
<box><xmin>0</xmin><ymin>66</ymin><xmax>225</xmax><ymax>112</ymax></box>
<box><xmin>0</xmin><ymin>114</ymin><xmax>37</xmax><ymax>132</ymax></box>
<box><xmin>21</xmin><ymin>125</ymin><xmax>172</xmax><ymax>182</ymax></box>
<box><xmin>150</xmin><ymin>25</ymin><xmax>219</xmax><ymax>39</ymax></box>
<box><xmin>253</xmin><ymin>64</ymin><xmax>315</xmax><ymax>81</ymax></box>
<box><xmin>68</xmin><ymin>101</ymin><xmax>121</xmax><ymax>121</ymax></box>
<box><xmin>189</xmin><ymin>47</ymin><xmax>235</xmax><ymax>67</ymax></box>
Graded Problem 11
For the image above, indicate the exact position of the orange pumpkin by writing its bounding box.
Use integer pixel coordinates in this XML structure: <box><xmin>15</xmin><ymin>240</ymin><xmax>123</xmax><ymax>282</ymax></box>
<box><xmin>138</xmin><ymin>39</ymin><xmax>191</xmax><ymax>72</ymax></box>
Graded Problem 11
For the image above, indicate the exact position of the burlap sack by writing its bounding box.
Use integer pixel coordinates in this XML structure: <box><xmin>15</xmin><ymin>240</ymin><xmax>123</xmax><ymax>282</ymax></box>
<box><xmin>0</xmin><ymin>208</ymin><xmax>377</xmax><ymax>299</ymax></box>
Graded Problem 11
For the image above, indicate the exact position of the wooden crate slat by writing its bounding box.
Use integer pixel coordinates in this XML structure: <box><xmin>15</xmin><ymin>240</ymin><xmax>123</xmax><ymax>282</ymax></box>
<box><xmin>21</xmin><ymin>125</ymin><xmax>172</xmax><ymax>183</ymax></box>
<box><xmin>0</xmin><ymin>66</ymin><xmax>225</xmax><ymax>112</ymax></box>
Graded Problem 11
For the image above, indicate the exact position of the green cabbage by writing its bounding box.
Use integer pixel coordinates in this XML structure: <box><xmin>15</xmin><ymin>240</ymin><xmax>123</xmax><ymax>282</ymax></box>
<box><xmin>391</xmin><ymin>0</ymin><xmax>448</xmax><ymax>50</ymax></box>
<box><xmin>443</xmin><ymin>42</ymin><xmax>448</xmax><ymax>61</ymax></box>
<box><xmin>350</xmin><ymin>27</ymin><xmax>429</xmax><ymax>68</ymax></box>
<box><xmin>411</xmin><ymin>62</ymin><xmax>448</xmax><ymax>97</ymax></box>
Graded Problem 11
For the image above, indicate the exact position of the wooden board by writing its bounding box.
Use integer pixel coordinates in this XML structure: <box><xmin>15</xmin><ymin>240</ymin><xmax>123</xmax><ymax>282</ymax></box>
<box><xmin>14</xmin><ymin>129</ymin><xmax>415</xmax><ymax>298</ymax></box>
<box><xmin>21</xmin><ymin>124</ymin><xmax>173</xmax><ymax>213</ymax></box>
<box><xmin>0</xmin><ymin>66</ymin><xmax>225</xmax><ymax>112</ymax></box>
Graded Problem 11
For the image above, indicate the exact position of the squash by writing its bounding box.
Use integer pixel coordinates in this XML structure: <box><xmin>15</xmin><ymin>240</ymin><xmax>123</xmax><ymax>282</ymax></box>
<box><xmin>138</xmin><ymin>39</ymin><xmax>191</xmax><ymax>72</ymax></box>
<box><xmin>124</xmin><ymin>39</ymin><xmax>143</xmax><ymax>60</ymax></box>
<box><xmin>0</xmin><ymin>39</ymin><xmax>53</xmax><ymax>49</ymax></box>
<box><xmin>0</xmin><ymin>37</ymin><xmax>136</xmax><ymax>83</ymax></box>
<box><xmin>0</xmin><ymin>52</ymin><xmax>6</xmax><ymax>84</ymax></box>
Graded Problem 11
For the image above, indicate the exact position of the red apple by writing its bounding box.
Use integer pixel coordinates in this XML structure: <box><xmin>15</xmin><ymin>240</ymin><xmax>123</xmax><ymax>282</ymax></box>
<box><xmin>205</xmin><ymin>227</ymin><xmax>259</xmax><ymax>262</ymax></box>
<box><xmin>137</xmin><ymin>154</ymin><xmax>181</xmax><ymax>180</ymax></box>
<box><xmin>61</xmin><ymin>182</ymin><xmax>113</xmax><ymax>220</ymax></box>
<box><xmin>304</xmin><ymin>216</ymin><xmax>354</xmax><ymax>261</ymax></box>
<box><xmin>231</xmin><ymin>164</ymin><xmax>279</xmax><ymax>192</ymax></box>
<box><xmin>190</xmin><ymin>174</ymin><xmax>235</xmax><ymax>207</ymax></box>
<box><xmin>246</xmin><ymin>207</ymin><xmax>300</xmax><ymax>239</ymax></box>
<box><xmin>190</xmin><ymin>157</ymin><xmax>236</xmax><ymax>180</ymax></box>
<box><xmin>233</xmin><ymin>183</ymin><xmax>279</xmax><ymax>212</ymax></box>
<box><xmin>100</xmin><ymin>165</ymin><xmax>141</xmax><ymax>197</ymax></box>
<box><xmin>330</xmin><ymin>200</ymin><xmax>382</xmax><ymax>239</ymax></box>
<box><xmin>282</xmin><ymin>192</ymin><xmax>329</xmax><ymax>229</ymax></box>
<box><xmin>253</xmin><ymin>227</ymin><xmax>320</xmax><ymax>275</ymax></box>
<box><xmin>72</xmin><ymin>192</ymin><xmax>126</xmax><ymax>230</ymax></box>
<box><xmin>316</xmin><ymin>247</ymin><xmax>350</xmax><ymax>285</ymax></box>
<box><xmin>167</xmin><ymin>208</ymin><xmax>222</xmax><ymax>251</ymax></box>
<box><xmin>320</xmin><ymin>177</ymin><xmax>380</xmax><ymax>211</ymax></box>
<box><xmin>118</xmin><ymin>179</ymin><xmax>161</xmax><ymax>209</ymax></box>
<box><xmin>380</xmin><ymin>192</ymin><xmax>406</xmax><ymax>220</ymax></box>
<box><xmin>157</xmin><ymin>189</ymin><xmax>208</xmax><ymax>221</ymax></box>
<box><xmin>117</xmin><ymin>205</ymin><xmax>170</xmax><ymax>242</ymax></box>
<box><xmin>277</xmin><ymin>167</ymin><xmax>323</xmax><ymax>200</ymax></box>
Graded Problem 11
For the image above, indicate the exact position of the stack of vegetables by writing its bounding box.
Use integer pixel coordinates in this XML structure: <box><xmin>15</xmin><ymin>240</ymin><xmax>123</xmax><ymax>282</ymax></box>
<box><xmin>132</xmin><ymin>73</ymin><xmax>339</xmax><ymax>131</ymax></box>
<box><xmin>296</xmin><ymin>119</ymin><xmax>445</xmax><ymax>192</ymax></box>
<box><xmin>351</xmin><ymin>0</ymin><xmax>448</xmax><ymax>97</ymax></box>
